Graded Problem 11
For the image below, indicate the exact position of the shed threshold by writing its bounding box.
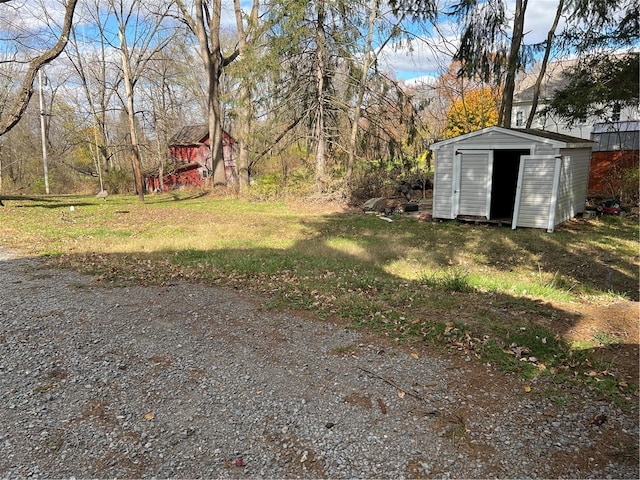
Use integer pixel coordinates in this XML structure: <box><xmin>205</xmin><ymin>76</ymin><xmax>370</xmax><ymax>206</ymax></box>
<box><xmin>456</xmin><ymin>215</ymin><xmax>513</xmax><ymax>227</ymax></box>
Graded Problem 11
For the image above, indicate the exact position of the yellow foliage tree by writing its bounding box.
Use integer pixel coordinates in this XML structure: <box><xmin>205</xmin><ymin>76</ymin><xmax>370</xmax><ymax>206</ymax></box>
<box><xmin>443</xmin><ymin>87</ymin><xmax>500</xmax><ymax>139</ymax></box>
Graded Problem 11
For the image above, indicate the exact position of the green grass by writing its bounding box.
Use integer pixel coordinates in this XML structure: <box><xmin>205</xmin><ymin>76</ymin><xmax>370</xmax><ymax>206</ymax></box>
<box><xmin>1</xmin><ymin>192</ymin><xmax>638</xmax><ymax>405</ymax></box>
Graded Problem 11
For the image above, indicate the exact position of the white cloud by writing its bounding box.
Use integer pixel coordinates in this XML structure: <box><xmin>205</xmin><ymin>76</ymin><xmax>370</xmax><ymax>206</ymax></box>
<box><xmin>521</xmin><ymin>0</ymin><xmax>568</xmax><ymax>45</ymax></box>
<box><xmin>378</xmin><ymin>22</ymin><xmax>460</xmax><ymax>80</ymax></box>
<box><xmin>0</xmin><ymin>0</ymin><xmax>69</xmax><ymax>31</ymax></box>
<box><xmin>401</xmin><ymin>74</ymin><xmax>438</xmax><ymax>88</ymax></box>
<box><xmin>382</xmin><ymin>0</ymin><xmax>574</xmax><ymax>81</ymax></box>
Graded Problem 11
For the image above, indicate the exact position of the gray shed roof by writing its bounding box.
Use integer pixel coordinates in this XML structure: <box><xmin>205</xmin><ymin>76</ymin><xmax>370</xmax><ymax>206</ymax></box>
<box><xmin>430</xmin><ymin>126</ymin><xmax>596</xmax><ymax>150</ymax></box>
<box><xmin>516</xmin><ymin>128</ymin><xmax>596</xmax><ymax>145</ymax></box>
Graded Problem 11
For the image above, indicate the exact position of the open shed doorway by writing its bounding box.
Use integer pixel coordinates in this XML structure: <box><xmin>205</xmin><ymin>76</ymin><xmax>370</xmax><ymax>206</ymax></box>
<box><xmin>490</xmin><ymin>149</ymin><xmax>528</xmax><ymax>220</ymax></box>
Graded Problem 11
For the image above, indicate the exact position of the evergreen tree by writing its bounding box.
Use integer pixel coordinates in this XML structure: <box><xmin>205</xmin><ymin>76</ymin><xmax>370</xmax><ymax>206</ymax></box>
<box><xmin>546</xmin><ymin>0</ymin><xmax>639</xmax><ymax>125</ymax></box>
<box><xmin>545</xmin><ymin>54</ymin><xmax>639</xmax><ymax>125</ymax></box>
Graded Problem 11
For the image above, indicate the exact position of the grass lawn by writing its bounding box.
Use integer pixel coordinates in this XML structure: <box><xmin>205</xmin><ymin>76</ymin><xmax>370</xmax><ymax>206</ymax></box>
<box><xmin>1</xmin><ymin>191</ymin><xmax>638</xmax><ymax>405</ymax></box>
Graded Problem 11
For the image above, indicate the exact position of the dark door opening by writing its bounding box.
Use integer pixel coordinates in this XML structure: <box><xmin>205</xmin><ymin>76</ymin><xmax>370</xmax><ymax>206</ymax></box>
<box><xmin>490</xmin><ymin>149</ymin><xmax>528</xmax><ymax>219</ymax></box>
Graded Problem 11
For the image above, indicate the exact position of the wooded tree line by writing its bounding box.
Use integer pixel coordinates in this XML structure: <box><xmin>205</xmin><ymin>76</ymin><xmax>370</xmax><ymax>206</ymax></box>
<box><xmin>0</xmin><ymin>0</ymin><xmax>637</xmax><ymax>201</ymax></box>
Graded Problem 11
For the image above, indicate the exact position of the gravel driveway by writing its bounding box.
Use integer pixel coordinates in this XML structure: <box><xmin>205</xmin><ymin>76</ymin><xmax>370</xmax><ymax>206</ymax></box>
<box><xmin>1</xmin><ymin>247</ymin><xmax>637</xmax><ymax>478</ymax></box>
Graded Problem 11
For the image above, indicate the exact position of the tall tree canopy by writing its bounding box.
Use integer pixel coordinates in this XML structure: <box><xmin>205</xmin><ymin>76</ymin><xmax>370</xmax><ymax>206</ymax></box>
<box><xmin>546</xmin><ymin>53</ymin><xmax>639</xmax><ymax>125</ymax></box>
<box><xmin>546</xmin><ymin>0</ymin><xmax>639</xmax><ymax>125</ymax></box>
<box><xmin>1</xmin><ymin>0</ymin><xmax>637</xmax><ymax>200</ymax></box>
<box><xmin>392</xmin><ymin>0</ymin><xmax>638</xmax><ymax>129</ymax></box>
<box><xmin>443</xmin><ymin>86</ymin><xmax>499</xmax><ymax>138</ymax></box>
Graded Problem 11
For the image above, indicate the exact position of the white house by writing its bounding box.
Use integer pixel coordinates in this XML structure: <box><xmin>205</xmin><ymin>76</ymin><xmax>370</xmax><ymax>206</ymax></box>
<box><xmin>511</xmin><ymin>59</ymin><xmax>639</xmax><ymax>140</ymax></box>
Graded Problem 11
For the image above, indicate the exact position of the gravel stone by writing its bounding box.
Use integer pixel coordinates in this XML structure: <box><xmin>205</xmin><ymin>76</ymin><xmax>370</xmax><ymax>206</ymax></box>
<box><xmin>0</xmin><ymin>247</ymin><xmax>637</xmax><ymax>478</ymax></box>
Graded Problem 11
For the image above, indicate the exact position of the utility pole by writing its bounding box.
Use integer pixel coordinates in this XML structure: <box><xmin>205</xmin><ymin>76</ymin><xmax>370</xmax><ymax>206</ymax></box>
<box><xmin>38</xmin><ymin>70</ymin><xmax>50</xmax><ymax>194</ymax></box>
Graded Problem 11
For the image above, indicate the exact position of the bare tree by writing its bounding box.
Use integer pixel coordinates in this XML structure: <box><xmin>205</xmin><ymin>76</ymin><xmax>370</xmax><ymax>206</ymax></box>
<box><xmin>65</xmin><ymin>0</ymin><xmax>124</xmax><ymax>186</ymax></box>
<box><xmin>344</xmin><ymin>1</ymin><xmax>420</xmax><ymax>198</ymax></box>
<box><xmin>230</xmin><ymin>0</ymin><xmax>261</xmax><ymax>192</ymax></box>
<box><xmin>110</xmin><ymin>0</ymin><xmax>175</xmax><ymax>201</ymax></box>
<box><xmin>140</xmin><ymin>32</ymin><xmax>203</xmax><ymax>192</ymax></box>
<box><xmin>175</xmin><ymin>0</ymin><xmax>242</xmax><ymax>187</ymax></box>
<box><xmin>0</xmin><ymin>0</ymin><xmax>79</xmax><ymax>137</ymax></box>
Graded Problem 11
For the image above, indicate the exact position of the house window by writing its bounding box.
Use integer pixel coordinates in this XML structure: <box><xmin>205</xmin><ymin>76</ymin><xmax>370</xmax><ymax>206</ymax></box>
<box><xmin>612</xmin><ymin>104</ymin><xmax>621</xmax><ymax>122</ymax></box>
<box><xmin>516</xmin><ymin>111</ymin><xmax>524</xmax><ymax>127</ymax></box>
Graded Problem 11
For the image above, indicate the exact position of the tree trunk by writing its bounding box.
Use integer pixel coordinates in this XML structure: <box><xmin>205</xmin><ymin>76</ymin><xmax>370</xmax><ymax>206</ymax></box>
<box><xmin>177</xmin><ymin>0</ymin><xmax>247</xmax><ymax>189</ymax></box>
<box><xmin>499</xmin><ymin>0</ymin><xmax>528</xmax><ymax>128</ymax></box>
<box><xmin>314</xmin><ymin>1</ymin><xmax>328</xmax><ymax>193</ymax></box>
<box><xmin>236</xmin><ymin>86</ymin><xmax>252</xmax><ymax>192</ymax></box>
<box><xmin>345</xmin><ymin>0</ymin><xmax>380</xmax><ymax>199</ymax></box>
<box><xmin>190</xmin><ymin>0</ymin><xmax>226</xmax><ymax>187</ymax></box>
<box><xmin>526</xmin><ymin>0</ymin><xmax>564</xmax><ymax>128</ymax></box>
<box><xmin>119</xmin><ymin>25</ymin><xmax>145</xmax><ymax>201</ymax></box>
<box><xmin>208</xmin><ymin>70</ymin><xmax>227</xmax><ymax>187</ymax></box>
<box><xmin>232</xmin><ymin>0</ymin><xmax>258</xmax><ymax>192</ymax></box>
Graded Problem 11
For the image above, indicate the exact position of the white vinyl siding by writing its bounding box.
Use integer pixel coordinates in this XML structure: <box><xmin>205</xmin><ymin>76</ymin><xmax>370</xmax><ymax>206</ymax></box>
<box><xmin>515</xmin><ymin>157</ymin><xmax>557</xmax><ymax>229</ymax></box>
<box><xmin>533</xmin><ymin>143</ymin><xmax>557</xmax><ymax>156</ymax></box>
<box><xmin>432</xmin><ymin>146</ymin><xmax>455</xmax><ymax>219</ymax></box>
<box><xmin>458</xmin><ymin>152</ymin><xmax>490</xmax><ymax>217</ymax></box>
<box><xmin>555</xmin><ymin>148</ymin><xmax>591</xmax><ymax>223</ymax></box>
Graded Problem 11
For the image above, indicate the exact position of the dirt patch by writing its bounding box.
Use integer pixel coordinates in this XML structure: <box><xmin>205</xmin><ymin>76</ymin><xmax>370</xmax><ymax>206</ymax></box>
<box><xmin>555</xmin><ymin>300</ymin><xmax>639</xmax><ymax>382</ymax></box>
<box><xmin>560</xmin><ymin>301</ymin><xmax>639</xmax><ymax>345</ymax></box>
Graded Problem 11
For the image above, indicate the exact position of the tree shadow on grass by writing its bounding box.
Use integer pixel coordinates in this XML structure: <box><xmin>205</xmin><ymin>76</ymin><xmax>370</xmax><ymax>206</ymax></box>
<box><xmin>1</xmin><ymin>195</ymin><xmax>96</xmax><ymax>209</ymax></box>
<box><xmin>26</xmin><ymin>218</ymin><xmax>637</xmax><ymax>398</ymax></box>
<box><xmin>1</xmin><ymin>201</ymin><xmax>637</xmax><ymax>399</ymax></box>
<box><xmin>0</xmin><ymin>191</ymin><xmax>209</xmax><ymax>209</ymax></box>
<box><xmin>298</xmin><ymin>211</ymin><xmax>639</xmax><ymax>301</ymax></box>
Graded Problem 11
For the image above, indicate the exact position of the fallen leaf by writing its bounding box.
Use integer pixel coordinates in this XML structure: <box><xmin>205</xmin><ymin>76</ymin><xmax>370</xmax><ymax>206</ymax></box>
<box><xmin>509</xmin><ymin>344</ymin><xmax>530</xmax><ymax>358</ymax></box>
<box><xmin>410</xmin><ymin>353</ymin><xmax>419</xmax><ymax>359</ymax></box>
<box><xmin>144</xmin><ymin>412</ymin><xmax>155</xmax><ymax>421</ymax></box>
<box><xmin>524</xmin><ymin>385</ymin><xmax>532</xmax><ymax>393</ymax></box>
<box><xmin>376</xmin><ymin>398</ymin><xmax>387</xmax><ymax>414</ymax></box>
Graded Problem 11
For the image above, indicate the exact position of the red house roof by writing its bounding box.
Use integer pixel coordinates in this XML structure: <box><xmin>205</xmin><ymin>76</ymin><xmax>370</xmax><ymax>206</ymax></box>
<box><xmin>170</xmin><ymin>125</ymin><xmax>235</xmax><ymax>146</ymax></box>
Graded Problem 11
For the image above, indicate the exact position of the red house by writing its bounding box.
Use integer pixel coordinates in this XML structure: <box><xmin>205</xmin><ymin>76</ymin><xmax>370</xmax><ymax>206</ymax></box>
<box><xmin>145</xmin><ymin>125</ymin><xmax>236</xmax><ymax>192</ymax></box>
<box><xmin>588</xmin><ymin>121</ymin><xmax>639</xmax><ymax>198</ymax></box>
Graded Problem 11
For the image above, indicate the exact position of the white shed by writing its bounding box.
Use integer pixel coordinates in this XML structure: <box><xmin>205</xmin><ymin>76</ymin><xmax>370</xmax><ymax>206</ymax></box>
<box><xmin>430</xmin><ymin>127</ymin><xmax>595</xmax><ymax>232</ymax></box>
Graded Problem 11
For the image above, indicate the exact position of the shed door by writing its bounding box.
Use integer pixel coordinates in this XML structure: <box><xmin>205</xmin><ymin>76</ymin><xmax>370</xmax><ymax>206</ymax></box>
<box><xmin>513</xmin><ymin>155</ymin><xmax>561</xmax><ymax>231</ymax></box>
<box><xmin>454</xmin><ymin>150</ymin><xmax>492</xmax><ymax>218</ymax></box>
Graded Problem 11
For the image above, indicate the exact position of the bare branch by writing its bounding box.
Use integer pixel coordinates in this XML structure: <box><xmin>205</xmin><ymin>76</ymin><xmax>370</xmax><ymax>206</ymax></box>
<box><xmin>0</xmin><ymin>0</ymin><xmax>79</xmax><ymax>137</ymax></box>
